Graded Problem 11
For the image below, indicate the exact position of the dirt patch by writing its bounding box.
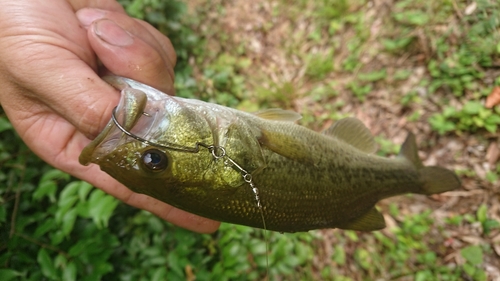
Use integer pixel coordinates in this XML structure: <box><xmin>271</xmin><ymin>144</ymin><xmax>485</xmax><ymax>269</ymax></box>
<box><xmin>187</xmin><ymin>0</ymin><xmax>500</xmax><ymax>277</ymax></box>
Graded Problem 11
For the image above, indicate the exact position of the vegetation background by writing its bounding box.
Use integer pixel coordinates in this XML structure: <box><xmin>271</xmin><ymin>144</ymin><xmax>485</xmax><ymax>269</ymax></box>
<box><xmin>1</xmin><ymin>0</ymin><xmax>500</xmax><ymax>280</ymax></box>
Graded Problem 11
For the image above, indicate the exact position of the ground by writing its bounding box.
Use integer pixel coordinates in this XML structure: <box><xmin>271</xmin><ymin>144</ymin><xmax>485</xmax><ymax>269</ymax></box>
<box><xmin>185</xmin><ymin>0</ymin><xmax>500</xmax><ymax>279</ymax></box>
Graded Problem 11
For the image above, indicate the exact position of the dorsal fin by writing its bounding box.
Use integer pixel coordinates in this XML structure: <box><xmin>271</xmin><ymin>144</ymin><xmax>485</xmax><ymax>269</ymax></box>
<box><xmin>253</xmin><ymin>108</ymin><xmax>302</xmax><ymax>122</ymax></box>
<box><xmin>324</xmin><ymin>117</ymin><xmax>377</xmax><ymax>154</ymax></box>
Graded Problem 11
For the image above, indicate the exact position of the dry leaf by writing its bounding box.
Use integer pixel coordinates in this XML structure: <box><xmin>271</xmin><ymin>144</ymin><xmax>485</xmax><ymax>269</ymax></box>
<box><xmin>485</xmin><ymin>86</ymin><xmax>500</xmax><ymax>108</ymax></box>
<box><xmin>465</xmin><ymin>2</ymin><xmax>477</xmax><ymax>15</ymax></box>
<box><xmin>486</xmin><ymin>141</ymin><xmax>500</xmax><ymax>168</ymax></box>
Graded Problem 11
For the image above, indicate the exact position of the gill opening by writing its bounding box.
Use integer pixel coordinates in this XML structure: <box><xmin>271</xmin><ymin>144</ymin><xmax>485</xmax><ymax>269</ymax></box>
<box><xmin>112</xmin><ymin>107</ymin><xmax>269</xmax><ymax>243</ymax></box>
<box><xmin>204</xmin><ymin>145</ymin><xmax>270</xmax><ymax>278</ymax></box>
<box><xmin>112</xmin><ymin>106</ymin><xmax>270</xmax><ymax>277</ymax></box>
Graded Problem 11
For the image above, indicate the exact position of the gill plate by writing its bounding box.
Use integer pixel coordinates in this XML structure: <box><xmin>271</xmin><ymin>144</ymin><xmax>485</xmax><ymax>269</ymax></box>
<box><xmin>111</xmin><ymin>106</ymin><xmax>265</xmax><ymax>214</ymax></box>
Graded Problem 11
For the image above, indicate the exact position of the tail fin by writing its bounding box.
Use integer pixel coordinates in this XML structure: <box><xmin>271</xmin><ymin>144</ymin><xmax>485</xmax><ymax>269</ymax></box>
<box><xmin>399</xmin><ymin>133</ymin><xmax>461</xmax><ymax>195</ymax></box>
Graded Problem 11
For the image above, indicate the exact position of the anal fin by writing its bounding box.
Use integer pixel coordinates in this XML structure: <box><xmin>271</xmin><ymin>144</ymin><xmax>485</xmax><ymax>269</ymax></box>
<box><xmin>337</xmin><ymin>207</ymin><xmax>386</xmax><ymax>231</ymax></box>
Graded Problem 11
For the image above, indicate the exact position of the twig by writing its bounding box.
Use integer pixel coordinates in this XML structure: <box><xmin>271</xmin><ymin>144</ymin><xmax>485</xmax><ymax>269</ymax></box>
<box><xmin>451</xmin><ymin>0</ymin><xmax>463</xmax><ymax>19</ymax></box>
<box><xmin>9</xmin><ymin>161</ymin><xmax>25</xmax><ymax>239</ymax></box>
<box><xmin>15</xmin><ymin>232</ymin><xmax>71</xmax><ymax>259</ymax></box>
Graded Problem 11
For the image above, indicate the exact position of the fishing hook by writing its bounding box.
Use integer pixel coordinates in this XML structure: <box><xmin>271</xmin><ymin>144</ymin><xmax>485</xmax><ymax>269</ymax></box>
<box><xmin>110</xmin><ymin>106</ymin><xmax>263</xmax><ymax>209</ymax></box>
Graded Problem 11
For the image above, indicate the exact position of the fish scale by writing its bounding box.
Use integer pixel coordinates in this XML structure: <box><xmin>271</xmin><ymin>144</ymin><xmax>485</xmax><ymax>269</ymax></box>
<box><xmin>80</xmin><ymin>76</ymin><xmax>461</xmax><ymax>233</ymax></box>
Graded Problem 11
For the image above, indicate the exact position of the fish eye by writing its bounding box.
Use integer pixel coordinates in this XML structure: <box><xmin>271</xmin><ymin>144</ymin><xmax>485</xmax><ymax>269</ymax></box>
<box><xmin>141</xmin><ymin>149</ymin><xmax>168</xmax><ymax>171</ymax></box>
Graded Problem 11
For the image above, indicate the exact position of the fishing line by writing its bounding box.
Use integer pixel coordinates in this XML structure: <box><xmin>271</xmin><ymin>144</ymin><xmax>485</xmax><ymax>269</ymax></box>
<box><xmin>111</xmin><ymin>107</ymin><xmax>202</xmax><ymax>153</ymax></box>
<box><xmin>112</xmin><ymin>106</ymin><xmax>271</xmax><ymax>278</ymax></box>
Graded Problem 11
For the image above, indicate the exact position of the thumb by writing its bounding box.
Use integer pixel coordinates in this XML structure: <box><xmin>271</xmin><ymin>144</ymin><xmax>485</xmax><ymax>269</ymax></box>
<box><xmin>78</xmin><ymin>8</ymin><xmax>176</xmax><ymax>95</ymax></box>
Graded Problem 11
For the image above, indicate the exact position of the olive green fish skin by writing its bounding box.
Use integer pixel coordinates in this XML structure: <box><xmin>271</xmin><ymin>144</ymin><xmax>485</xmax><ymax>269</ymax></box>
<box><xmin>80</xmin><ymin>77</ymin><xmax>461</xmax><ymax>233</ymax></box>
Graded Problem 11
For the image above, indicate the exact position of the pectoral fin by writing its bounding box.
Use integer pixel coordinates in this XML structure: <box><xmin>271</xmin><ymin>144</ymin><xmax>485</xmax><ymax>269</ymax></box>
<box><xmin>259</xmin><ymin>129</ymin><xmax>313</xmax><ymax>164</ymax></box>
<box><xmin>337</xmin><ymin>207</ymin><xmax>386</xmax><ymax>231</ymax></box>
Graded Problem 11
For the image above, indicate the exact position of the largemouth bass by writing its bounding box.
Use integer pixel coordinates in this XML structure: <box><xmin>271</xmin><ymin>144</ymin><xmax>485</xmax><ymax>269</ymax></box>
<box><xmin>79</xmin><ymin>76</ymin><xmax>460</xmax><ymax>233</ymax></box>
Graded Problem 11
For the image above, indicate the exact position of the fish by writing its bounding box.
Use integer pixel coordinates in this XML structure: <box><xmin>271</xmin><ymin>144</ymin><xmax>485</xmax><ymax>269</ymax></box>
<box><xmin>79</xmin><ymin>76</ymin><xmax>461</xmax><ymax>233</ymax></box>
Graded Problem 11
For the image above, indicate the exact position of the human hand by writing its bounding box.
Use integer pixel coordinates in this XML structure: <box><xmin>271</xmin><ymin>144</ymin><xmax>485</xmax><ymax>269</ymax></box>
<box><xmin>0</xmin><ymin>0</ymin><xmax>220</xmax><ymax>233</ymax></box>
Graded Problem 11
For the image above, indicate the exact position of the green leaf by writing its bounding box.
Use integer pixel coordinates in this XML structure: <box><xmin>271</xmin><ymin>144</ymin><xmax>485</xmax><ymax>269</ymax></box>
<box><xmin>50</xmin><ymin>230</ymin><xmax>66</xmax><ymax>246</ymax></box>
<box><xmin>0</xmin><ymin>117</ymin><xmax>13</xmax><ymax>133</ymax></box>
<box><xmin>486</xmin><ymin>114</ymin><xmax>500</xmax><ymax>124</ymax></box>
<box><xmin>37</xmin><ymin>248</ymin><xmax>58</xmax><ymax>280</ymax></box>
<box><xmin>415</xmin><ymin>270</ymin><xmax>432</xmax><ymax>281</ymax></box>
<box><xmin>77</xmin><ymin>182</ymin><xmax>94</xmax><ymax>202</ymax></box>
<box><xmin>62</xmin><ymin>261</ymin><xmax>77</xmax><ymax>281</ymax></box>
<box><xmin>61</xmin><ymin>208</ymin><xmax>78</xmax><ymax>236</ymax></box>
<box><xmin>463</xmin><ymin>262</ymin><xmax>476</xmax><ymax>276</ymax></box>
<box><xmin>0</xmin><ymin>269</ymin><xmax>23</xmax><ymax>281</ymax></box>
<box><xmin>55</xmin><ymin>196</ymin><xmax>78</xmax><ymax>223</ymax></box>
<box><xmin>460</xmin><ymin>245</ymin><xmax>483</xmax><ymax>266</ymax></box>
<box><xmin>332</xmin><ymin>244</ymin><xmax>346</xmax><ymax>265</ymax></box>
<box><xmin>34</xmin><ymin>218</ymin><xmax>56</xmax><ymax>238</ymax></box>
<box><xmin>463</xmin><ymin>101</ymin><xmax>483</xmax><ymax>115</ymax></box>
<box><xmin>358</xmin><ymin>69</ymin><xmax>387</xmax><ymax>82</ymax></box>
<box><xmin>151</xmin><ymin>267</ymin><xmax>167</xmax><ymax>281</ymax></box>
<box><xmin>476</xmin><ymin>204</ymin><xmax>487</xmax><ymax>223</ymax></box>
<box><xmin>88</xmin><ymin>190</ymin><xmax>119</xmax><ymax>228</ymax></box>
<box><xmin>33</xmin><ymin>180</ymin><xmax>57</xmax><ymax>202</ymax></box>
<box><xmin>354</xmin><ymin>248</ymin><xmax>371</xmax><ymax>270</ymax></box>
<box><xmin>484</xmin><ymin>123</ymin><xmax>497</xmax><ymax>133</ymax></box>
<box><xmin>394</xmin><ymin>10</ymin><xmax>429</xmax><ymax>26</ymax></box>
<box><xmin>68</xmin><ymin>240</ymin><xmax>88</xmax><ymax>257</ymax></box>
<box><xmin>40</xmin><ymin>169</ymin><xmax>69</xmax><ymax>182</ymax></box>
<box><xmin>59</xmin><ymin>181</ymin><xmax>81</xmax><ymax>203</ymax></box>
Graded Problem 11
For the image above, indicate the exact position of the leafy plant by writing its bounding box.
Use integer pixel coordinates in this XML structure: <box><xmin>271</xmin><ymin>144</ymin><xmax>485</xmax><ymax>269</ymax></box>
<box><xmin>429</xmin><ymin>100</ymin><xmax>500</xmax><ymax>134</ymax></box>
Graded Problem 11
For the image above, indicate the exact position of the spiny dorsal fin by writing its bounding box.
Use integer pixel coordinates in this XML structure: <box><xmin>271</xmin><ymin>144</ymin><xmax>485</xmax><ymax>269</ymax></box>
<box><xmin>253</xmin><ymin>108</ymin><xmax>302</xmax><ymax>122</ymax></box>
<box><xmin>324</xmin><ymin>117</ymin><xmax>377</xmax><ymax>154</ymax></box>
<box><xmin>337</xmin><ymin>207</ymin><xmax>386</xmax><ymax>231</ymax></box>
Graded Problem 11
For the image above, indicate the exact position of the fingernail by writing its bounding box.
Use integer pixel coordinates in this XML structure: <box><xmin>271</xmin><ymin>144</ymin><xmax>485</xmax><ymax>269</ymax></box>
<box><xmin>94</xmin><ymin>19</ymin><xmax>134</xmax><ymax>47</ymax></box>
<box><xmin>76</xmin><ymin>8</ymin><xmax>106</xmax><ymax>27</ymax></box>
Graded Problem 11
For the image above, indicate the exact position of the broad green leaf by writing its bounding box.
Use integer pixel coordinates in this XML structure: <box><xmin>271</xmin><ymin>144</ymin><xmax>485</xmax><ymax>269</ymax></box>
<box><xmin>0</xmin><ymin>117</ymin><xmax>13</xmax><ymax>133</ymax></box>
<box><xmin>88</xmin><ymin>191</ymin><xmax>119</xmax><ymax>228</ymax></box>
<box><xmin>61</xmin><ymin>208</ymin><xmax>78</xmax><ymax>236</ymax></box>
<box><xmin>476</xmin><ymin>204</ymin><xmax>487</xmax><ymax>223</ymax></box>
<box><xmin>358</xmin><ymin>69</ymin><xmax>387</xmax><ymax>82</ymax></box>
<box><xmin>394</xmin><ymin>10</ymin><xmax>430</xmax><ymax>26</ymax></box>
<box><xmin>68</xmin><ymin>240</ymin><xmax>88</xmax><ymax>257</ymax></box>
<box><xmin>333</xmin><ymin>245</ymin><xmax>346</xmax><ymax>265</ymax></box>
<box><xmin>34</xmin><ymin>218</ymin><xmax>56</xmax><ymax>238</ymax></box>
<box><xmin>151</xmin><ymin>267</ymin><xmax>167</xmax><ymax>281</ymax></box>
<box><xmin>50</xmin><ymin>230</ymin><xmax>65</xmax><ymax>246</ymax></box>
<box><xmin>33</xmin><ymin>181</ymin><xmax>57</xmax><ymax>202</ymax></box>
<box><xmin>485</xmin><ymin>114</ymin><xmax>500</xmax><ymax>124</ymax></box>
<box><xmin>0</xmin><ymin>269</ymin><xmax>23</xmax><ymax>281</ymax></box>
<box><xmin>463</xmin><ymin>101</ymin><xmax>483</xmax><ymax>115</ymax></box>
<box><xmin>460</xmin><ymin>245</ymin><xmax>483</xmax><ymax>265</ymax></box>
<box><xmin>484</xmin><ymin>123</ymin><xmax>497</xmax><ymax>133</ymax></box>
<box><xmin>55</xmin><ymin>196</ymin><xmax>78</xmax><ymax>223</ymax></box>
<box><xmin>77</xmin><ymin>182</ymin><xmax>94</xmax><ymax>201</ymax></box>
<box><xmin>59</xmin><ymin>181</ymin><xmax>81</xmax><ymax>203</ymax></box>
<box><xmin>54</xmin><ymin>253</ymin><xmax>67</xmax><ymax>268</ymax></box>
<box><xmin>37</xmin><ymin>248</ymin><xmax>58</xmax><ymax>280</ymax></box>
<box><xmin>62</xmin><ymin>262</ymin><xmax>77</xmax><ymax>281</ymax></box>
<box><xmin>415</xmin><ymin>270</ymin><xmax>432</xmax><ymax>281</ymax></box>
<box><xmin>354</xmin><ymin>248</ymin><xmax>371</xmax><ymax>270</ymax></box>
<box><xmin>39</xmin><ymin>169</ymin><xmax>69</xmax><ymax>182</ymax></box>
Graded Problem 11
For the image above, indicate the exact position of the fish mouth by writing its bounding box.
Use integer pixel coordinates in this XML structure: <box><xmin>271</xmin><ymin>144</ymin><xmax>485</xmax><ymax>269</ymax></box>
<box><xmin>79</xmin><ymin>78</ymin><xmax>160</xmax><ymax>165</ymax></box>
